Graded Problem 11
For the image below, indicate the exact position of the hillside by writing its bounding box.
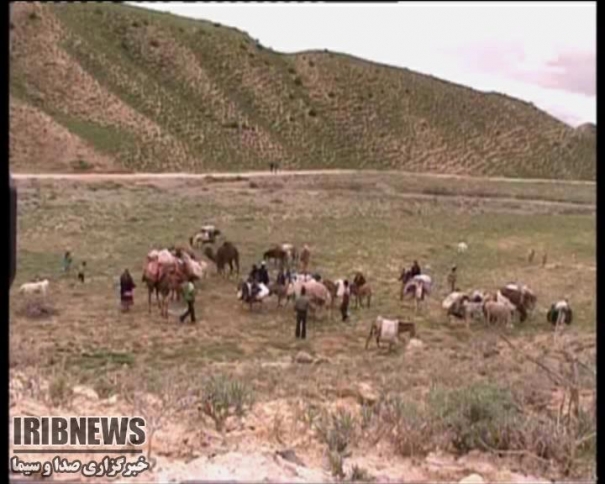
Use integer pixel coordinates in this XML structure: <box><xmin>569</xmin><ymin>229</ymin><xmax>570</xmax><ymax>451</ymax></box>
<box><xmin>9</xmin><ymin>2</ymin><xmax>596</xmax><ymax>179</ymax></box>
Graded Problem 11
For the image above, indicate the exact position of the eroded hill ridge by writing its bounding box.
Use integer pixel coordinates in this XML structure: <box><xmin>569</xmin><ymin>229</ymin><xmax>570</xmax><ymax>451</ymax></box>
<box><xmin>9</xmin><ymin>2</ymin><xmax>596</xmax><ymax>180</ymax></box>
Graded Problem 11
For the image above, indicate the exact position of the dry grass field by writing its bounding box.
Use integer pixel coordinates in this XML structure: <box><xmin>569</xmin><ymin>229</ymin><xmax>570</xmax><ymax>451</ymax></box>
<box><xmin>9</xmin><ymin>2</ymin><xmax>596</xmax><ymax>179</ymax></box>
<box><xmin>10</xmin><ymin>173</ymin><xmax>595</xmax><ymax>482</ymax></box>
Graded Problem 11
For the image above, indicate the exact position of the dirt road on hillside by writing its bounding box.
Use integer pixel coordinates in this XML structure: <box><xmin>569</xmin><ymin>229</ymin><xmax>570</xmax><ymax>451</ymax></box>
<box><xmin>12</xmin><ymin>169</ymin><xmax>596</xmax><ymax>186</ymax></box>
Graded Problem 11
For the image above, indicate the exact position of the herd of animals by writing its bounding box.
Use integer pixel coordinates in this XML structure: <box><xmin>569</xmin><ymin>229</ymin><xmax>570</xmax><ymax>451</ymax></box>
<box><xmin>133</xmin><ymin>224</ymin><xmax>576</xmax><ymax>349</ymax></box>
<box><xmin>12</xmin><ymin>220</ymin><xmax>575</xmax><ymax>348</ymax></box>
<box><xmin>15</xmin><ymin>223</ymin><xmax>575</xmax><ymax>349</ymax></box>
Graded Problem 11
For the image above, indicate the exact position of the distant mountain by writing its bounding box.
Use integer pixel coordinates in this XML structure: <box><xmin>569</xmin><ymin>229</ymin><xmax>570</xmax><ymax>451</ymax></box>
<box><xmin>9</xmin><ymin>2</ymin><xmax>596</xmax><ymax>180</ymax></box>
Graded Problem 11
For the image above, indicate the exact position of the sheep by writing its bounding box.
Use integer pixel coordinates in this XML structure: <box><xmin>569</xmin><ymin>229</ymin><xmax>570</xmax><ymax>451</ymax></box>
<box><xmin>457</xmin><ymin>242</ymin><xmax>468</xmax><ymax>253</ymax></box>
<box><xmin>19</xmin><ymin>279</ymin><xmax>49</xmax><ymax>297</ymax></box>
<box><xmin>365</xmin><ymin>316</ymin><xmax>416</xmax><ymax>352</ymax></box>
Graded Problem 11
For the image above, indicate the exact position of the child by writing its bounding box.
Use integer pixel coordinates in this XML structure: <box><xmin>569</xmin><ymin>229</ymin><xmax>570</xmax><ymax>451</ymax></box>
<box><xmin>78</xmin><ymin>261</ymin><xmax>87</xmax><ymax>283</ymax></box>
<box><xmin>62</xmin><ymin>251</ymin><xmax>73</xmax><ymax>273</ymax></box>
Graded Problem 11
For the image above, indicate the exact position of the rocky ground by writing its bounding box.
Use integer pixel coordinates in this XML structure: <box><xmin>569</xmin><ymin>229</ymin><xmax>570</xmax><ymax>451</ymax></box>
<box><xmin>9</xmin><ymin>366</ymin><xmax>555</xmax><ymax>484</ymax></box>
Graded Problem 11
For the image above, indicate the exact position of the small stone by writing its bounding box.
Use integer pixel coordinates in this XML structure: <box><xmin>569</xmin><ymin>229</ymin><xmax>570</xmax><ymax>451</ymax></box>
<box><xmin>294</xmin><ymin>351</ymin><xmax>314</xmax><ymax>364</ymax></box>
<box><xmin>408</xmin><ymin>338</ymin><xmax>425</xmax><ymax>350</ymax></box>
<box><xmin>357</xmin><ymin>382</ymin><xmax>379</xmax><ymax>405</ymax></box>
<box><xmin>72</xmin><ymin>385</ymin><xmax>99</xmax><ymax>401</ymax></box>
<box><xmin>276</xmin><ymin>448</ymin><xmax>306</xmax><ymax>467</ymax></box>
<box><xmin>459</xmin><ymin>474</ymin><xmax>485</xmax><ymax>484</ymax></box>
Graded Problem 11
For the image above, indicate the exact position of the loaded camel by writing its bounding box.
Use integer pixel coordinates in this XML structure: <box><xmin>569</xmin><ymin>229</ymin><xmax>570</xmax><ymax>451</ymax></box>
<box><xmin>142</xmin><ymin>249</ymin><xmax>199</xmax><ymax>313</ymax></box>
<box><xmin>204</xmin><ymin>241</ymin><xmax>240</xmax><ymax>277</ymax></box>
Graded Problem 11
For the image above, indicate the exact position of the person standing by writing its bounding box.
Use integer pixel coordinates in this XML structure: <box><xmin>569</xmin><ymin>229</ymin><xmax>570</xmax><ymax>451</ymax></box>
<box><xmin>447</xmin><ymin>266</ymin><xmax>457</xmax><ymax>293</ymax></box>
<box><xmin>180</xmin><ymin>277</ymin><xmax>197</xmax><ymax>324</ymax></box>
<box><xmin>294</xmin><ymin>286</ymin><xmax>310</xmax><ymax>339</ymax></box>
<box><xmin>258</xmin><ymin>261</ymin><xmax>270</xmax><ymax>285</ymax></box>
<box><xmin>120</xmin><ymin>269</ymin><xmax>136</xmax><ymax>312</ymax></box>
<box><xmin>341</xmin><ymin>280</ymin><xmax>350</xmax><ymax>322</ymax></box>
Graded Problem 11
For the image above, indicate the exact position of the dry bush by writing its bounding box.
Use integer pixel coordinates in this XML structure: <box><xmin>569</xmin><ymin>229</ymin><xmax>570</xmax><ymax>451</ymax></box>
<box><xmin>376</xmin><ymin>396</ymin><xmax>430</xmax><ymax>458</ymax></box>
<box><xmin>349</xmin><ymin>464</ymin><xmax>374</xmax><ymax>482</ymax></box>
<box><xmin>314</xmin><ymin>408</ymin><xmax>357</xmax><ymax>454</ymax></box>
<box><xmin>427</xmin><ymin>382</ymin><xmax>522</xmax><ymax>454</ymax></box>
<box><xmin>121</xmin><ymin>371</ymin><xmax>197</xmax><ymax>467</ymax></box>
<box><xmin>198</xmin><ymin>374</ymin><xmax>255</xmax><ymax>431</ymax></box>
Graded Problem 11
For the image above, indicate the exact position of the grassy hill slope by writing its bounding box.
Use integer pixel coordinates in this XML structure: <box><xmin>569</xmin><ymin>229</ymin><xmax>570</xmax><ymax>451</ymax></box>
<box><xmin>9</xmin><ymin>2</ymin><xmax>596</xmax><ymax>179</ymax></box>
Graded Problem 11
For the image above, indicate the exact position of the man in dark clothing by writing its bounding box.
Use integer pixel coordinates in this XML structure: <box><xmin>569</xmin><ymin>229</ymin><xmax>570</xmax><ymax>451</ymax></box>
<box><xmin>258</xmin><ymin>262</ymin><xmax>270</xmax><ymax>285</ymax></box>
<box><xmin>276</xmin><ymin>269</ymin><xmax>286</xmax><ymax>286</ymax></box>
<box><xmin>294</xmin><ymin>286</ymin><xmax>310</xmax><ymax>339</ymax></box>
<box><xmin>410</xmin><ymin>260</ymin><xmax>421</xmax><ymax>278</ymax></box>
<box><xmin>249</xmin><ymin>264</ymin><xmax>259</xmax><ymax>282</ymax></box>
<box><xmin>341</xmin><ymin>280</ymin><xmax>350</xmax><ymax>322</ymax></box>
<box><xmin>120</xmin><ymin>269</ymin><xmax>136</xmax><ymax>312</ymax></box>
<box><xmin>78</xmin><ymin>261</ymin><xmax>87</xmax><ymax>283</ymax></box>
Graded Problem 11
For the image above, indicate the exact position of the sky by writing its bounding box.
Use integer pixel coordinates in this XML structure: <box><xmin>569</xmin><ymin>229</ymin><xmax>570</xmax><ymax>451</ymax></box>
<box><xmin>130</xmin><ymin>1</ymin><xmax>596</xmax><ymax>127</ymax></box>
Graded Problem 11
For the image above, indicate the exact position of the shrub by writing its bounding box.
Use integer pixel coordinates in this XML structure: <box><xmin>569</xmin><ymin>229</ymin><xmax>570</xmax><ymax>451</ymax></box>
<box><xmin>315</xmin><ymin>408</ymin><xmax>357</xmax><ymax>453</ymax></box>
<box><xmin>349</xmin><ymin>465</ymin><xmax>374</xmax><ymax>482</ymax></box>
<box><xmin>150</xmin><ymin>39</ymin><xmax>160</xmax><ymax>48</ymax></box>
<box><xmin>49</xmin><ymin>374</ymin><xmax>71</xmax><ymax>407</ymax></box>
<box><xmin>428</xmin><ymin>382</ymin><xmax>522</xmax><ymax>454</ymax></box>
<box><xmin>379</xmin><ymin>396</ymin><xmax>429</xmax><ymax>457</ymax></box>
<box><xmin>72</xmin><ymin>158</ymin><xmax>94</xmax><ymax>172</ymax></box>
<box><xmin>308</xmin><ymin>108</ymin><xmax>317</xmax><ymax>117</ymax></box>
<box><xmin>328</xmin><ymin>450</ymin><xmax>345</xmax><ymax>479</ymax></box>
<box><xmin>294</xmin><ymin>76</ymin><xmax>303</xmax><ymax>86</ymax></box>
<box><xmin>199</xmin><ymin>375</ymin><xmax>254</xmax><ymax>431</ymax></box>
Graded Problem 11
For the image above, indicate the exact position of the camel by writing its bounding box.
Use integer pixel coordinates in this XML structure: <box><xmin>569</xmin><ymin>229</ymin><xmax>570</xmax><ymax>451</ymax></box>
<box><xmin>365</xmin><ymin>316</ymin><xmax>416</xmax><ymax>352</ymax></box>
<box><xmin>142</xmin><ymin>261</ymin><xmax>182</xmax><ymax>317</ymax></box>
<box><xmin>204</xmin><ymin>241</ymin><xmax>240</xmax><ymax>277</ymax></box>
